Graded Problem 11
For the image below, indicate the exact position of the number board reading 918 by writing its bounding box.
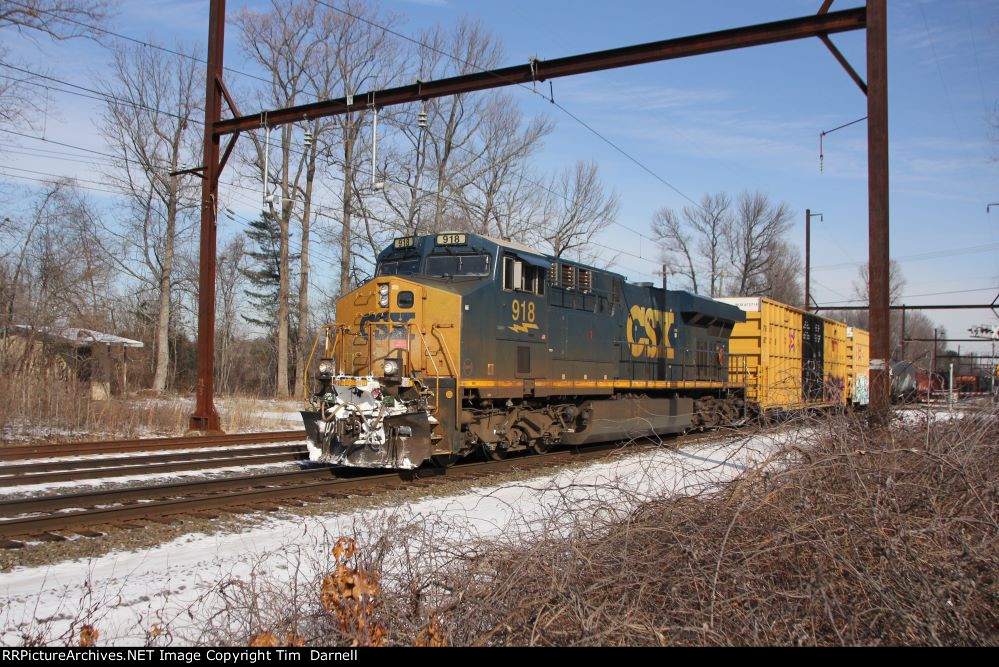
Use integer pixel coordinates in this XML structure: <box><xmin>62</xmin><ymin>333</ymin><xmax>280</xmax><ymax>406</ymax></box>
<box><xmin>436</xmin><ymin>233</ymin><xmax>466</xmax><ymax>246</ymax></box>
<box><xmin>393</xmin><ymin>237</ymin><xmax>415</xmax><ymax>249</ymax></box>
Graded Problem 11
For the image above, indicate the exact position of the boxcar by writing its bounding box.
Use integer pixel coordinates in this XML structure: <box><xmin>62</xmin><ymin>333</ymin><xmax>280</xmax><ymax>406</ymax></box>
<box><xmin>716</xmin><ymin>297</ymin><xmax>865</xmax><ymax>414</ymax></box>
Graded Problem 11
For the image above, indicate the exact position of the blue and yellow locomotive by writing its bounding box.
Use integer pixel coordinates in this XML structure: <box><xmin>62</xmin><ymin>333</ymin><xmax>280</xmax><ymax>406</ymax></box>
<box><xmin>302</xmin><ymin>232</ymin><xmax>747</xmax><ymax>469</ymax></box>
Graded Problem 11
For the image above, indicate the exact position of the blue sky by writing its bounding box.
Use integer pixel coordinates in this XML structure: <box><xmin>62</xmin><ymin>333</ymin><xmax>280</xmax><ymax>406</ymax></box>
<box><xmin>2</xmin><ymin>0</ymin><xmax>998</xmax><ymax>354</ymax></box>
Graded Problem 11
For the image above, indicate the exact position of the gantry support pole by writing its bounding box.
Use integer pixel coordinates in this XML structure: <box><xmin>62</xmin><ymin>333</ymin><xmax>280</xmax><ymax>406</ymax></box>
<box><xmin>189</xmin><ymin>0</ymin><xmax>225</xmax><ymax>433</ymax></box>
<box><xmin>866</xmin><ymin>0</ymin><xmax>890</xmax><ymax>423</ymax></box>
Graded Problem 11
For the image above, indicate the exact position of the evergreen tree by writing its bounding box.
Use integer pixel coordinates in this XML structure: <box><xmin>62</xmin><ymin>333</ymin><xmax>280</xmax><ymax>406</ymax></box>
<box><xmin>241</xmin><ymin>211</ymin><xmax>299</xmax><ymax>332</ymax></box>
<box><xmin>241</xmin><ymin>211</ymin><xmax>301</xmax><ymax>393</ymax></box>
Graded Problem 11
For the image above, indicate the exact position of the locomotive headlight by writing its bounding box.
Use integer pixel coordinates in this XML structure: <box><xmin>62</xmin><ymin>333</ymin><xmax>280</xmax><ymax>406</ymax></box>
<box><xmin>378</xmin><ymin>284</ymin><xmax>390</xmax><ymax>307</ymax></box>
<box><xmin>382</xmin><ymin>359</ymin><xmax>399</xmax><ymax>376</ymax></box>
<box><xmin>318</xmin><ymin>360</ymin><xmax>334</xmax><ymax>375</ymax></box>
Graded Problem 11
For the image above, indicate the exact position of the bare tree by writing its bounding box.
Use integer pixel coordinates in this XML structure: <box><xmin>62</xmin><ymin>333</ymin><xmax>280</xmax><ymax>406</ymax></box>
<box><xmin>380</xmin><ymin>18</ymin><xmax>503</xmax><ymax>237</ymax></box>
<box><xmin>0</xmin><ymin>0</ymin><xmax>111</xmax><ymax>129</ymax></box>
<box><xmin>652</xmin><ymin>193</ymin><xmax>731</xmax><ymax>296</ymax></box>
<box><xmin>760</xmin><ymin>239</ymin><xmax>803</xmax><ymax>306</ymax></box>
<box><xmin>318</xmin><ymin>0</ymin><xmax>401</xmax><ymax>301</ymax></box>
<box><xmin>727</xmin><ymin>191</ymin><xmax>793</xmax><ymax>295</ymax></box>
<box><xmin>1</xmin><ymin>180</ymin><xmax>115</xmax><ymax>333</ymax></box>
<box><xmin>853</xmin><ymin>258</ymin><xmax>906</xmax><ymax>305</ymax></box>
<box><xmin>216</xmin><ymin>236</ymin><xmax>248</xmax><ymax>395</ymax></box>
<box><xmin>235</xmin><ymin>0</ymin><xmax>321</xmax><ymax>398</ymax></box>
<box><xmin>235</xmin><ymin>0</ymin><xmax>400</xmax><ymax>396</ymax></box>
<box><xmin>651</xmin><ymin>207</ymin><xmax>699</xmax><ymax>294</ymax></box>
<box><xmin>534</xmin><ymin>160</ymin><xmax>619</xmax><ymax>259</ymax></box>
<box><xmin>0</xmin><ymin>0</ymin><xmax>110</xmax><ymax>38</ymax></box>
<box><xmin>0</xmin><ymin>45</ymin><xmax>36</xmax><ymax>128</ymax></box>
<box><xmin>827</xmin><ymin>259</ymin><xmax>938</xmax><ymax>363</ymax></box>
<box><xmin>95</xmin><ymin>41</ymin><xmax>202</xmax><ymax>392</ymax></box>
<box><xmin>460</xmin><ymin>95</ymin><xmax>552</xmax><ymax>241</ymax></box>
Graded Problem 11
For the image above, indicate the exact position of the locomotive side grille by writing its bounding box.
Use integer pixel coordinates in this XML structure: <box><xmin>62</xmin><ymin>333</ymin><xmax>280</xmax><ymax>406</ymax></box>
<box><xmin>561</xmin><ymin>264</ymin><xmax>575</xmax><ymax>289</ymax></box>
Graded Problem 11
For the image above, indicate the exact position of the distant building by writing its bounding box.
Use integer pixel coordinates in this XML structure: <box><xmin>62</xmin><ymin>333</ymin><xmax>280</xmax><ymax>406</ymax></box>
<box><xmin>1</xmin><ymin>326</ymin><xmax>144</xmax><ymax>399</ymax></box>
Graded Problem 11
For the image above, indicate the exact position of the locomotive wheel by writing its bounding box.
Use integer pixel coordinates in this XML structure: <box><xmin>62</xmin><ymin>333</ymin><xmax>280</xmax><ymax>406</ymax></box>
<box><xmin>529</xmin><ymin>437</ymin><xmax>553</xmax><ymax>454</ymax></box>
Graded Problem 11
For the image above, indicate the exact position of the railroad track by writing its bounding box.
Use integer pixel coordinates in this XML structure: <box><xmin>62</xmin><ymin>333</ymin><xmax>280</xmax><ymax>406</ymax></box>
<box><xmin>0</xmin><ymin>430</ymin><xmax>307</xmax><ymax>462</ymax></box>
<box><xmin>0</xmin><ymin>428</ymin><xmax>751</xmax><ymax>546</ymax></box>
<box><xmin>0</xmin><ymin>443</ymin><xmax>310</xmax><ymax>488</ymax></box>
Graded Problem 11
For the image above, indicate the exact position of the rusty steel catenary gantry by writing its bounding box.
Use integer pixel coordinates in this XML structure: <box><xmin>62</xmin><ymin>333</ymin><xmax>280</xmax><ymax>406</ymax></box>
<box><xmin>187</xmin><ymin>1</ymin><xmax>889</xmax><ymax>431</ymax></box>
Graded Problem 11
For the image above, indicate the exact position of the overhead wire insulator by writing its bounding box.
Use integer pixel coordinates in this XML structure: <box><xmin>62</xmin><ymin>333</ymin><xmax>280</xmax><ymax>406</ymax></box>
<box><xmin>418</xmin><ymin>104</ymin><xmax>428</xmax><ymax>129</ymax></box>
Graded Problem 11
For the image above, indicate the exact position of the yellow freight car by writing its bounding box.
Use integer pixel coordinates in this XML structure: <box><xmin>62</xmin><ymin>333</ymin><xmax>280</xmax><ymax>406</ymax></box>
<box><xmin>846</xmin><ymin>326</ymin><xmax>870</xmax><ymax>406</ymax></box>
<box><xmin>824</xmin><ymin>318</ymin><xmax>848</xmax><ymax>404</ymax></box>
<box><xmin>717</xmin><ymin>297</ymin><xmax>852</xmax><ymax>413</ymax></box>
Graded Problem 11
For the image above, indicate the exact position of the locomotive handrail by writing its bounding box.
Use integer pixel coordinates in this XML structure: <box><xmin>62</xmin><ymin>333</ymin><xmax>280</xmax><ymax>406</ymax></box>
<box><xmin>302</xmin><ymin>324</ymin><xmax>341</xmax><ymax>403</ymax></box>
<box><xmin>432</xmin><ymin>324</ymin><xmax>461</xmax><ymax>430</ymax></box>
<box><xmin>413</xmin><ymin>326</ymin><xmax>444</xmax><ymax>414</ymax></box>
<box><xmin>431</xmin><ymin>325</ymin><xmax>457</xmax><ymax>377</ymax></box>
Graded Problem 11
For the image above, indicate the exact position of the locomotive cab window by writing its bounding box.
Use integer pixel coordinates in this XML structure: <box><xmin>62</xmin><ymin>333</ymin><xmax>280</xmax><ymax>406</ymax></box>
<box><xmin>503</xmin><ymin>255</ymin><xmax>545</xmax><ymax>295</ymax></box>
<box><xmin>424</xmin><ymin>253</ymin><xmax>490</xmax><ymax>278</ymax></box>
<box><xmin>377</xmin><ymin>257</ymin><xmax>420</xmax><ymax>276</ymax></box>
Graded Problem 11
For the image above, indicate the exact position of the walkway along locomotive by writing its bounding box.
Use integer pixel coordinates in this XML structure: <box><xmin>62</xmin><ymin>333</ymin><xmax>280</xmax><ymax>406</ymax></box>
<box><xmin>302</xmin><ymin>233</ymin><xmax>868</xmax><ymax>469</ymax></box>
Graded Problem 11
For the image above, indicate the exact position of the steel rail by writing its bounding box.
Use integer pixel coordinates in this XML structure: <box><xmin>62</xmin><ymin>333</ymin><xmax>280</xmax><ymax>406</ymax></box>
<box><xmin>0</xmin><ymin>445</ymin><xmax>309</xmax><ymax>487</ymax></box>
<box><xmin>0</xmin><ymin>430</ymin><xmax>306</xmax><ymax>461</ymax></box>
<box><xmin>0</xmin><ymin>466</ymin><xmax>347</xmax><ymax>517</ymax></box>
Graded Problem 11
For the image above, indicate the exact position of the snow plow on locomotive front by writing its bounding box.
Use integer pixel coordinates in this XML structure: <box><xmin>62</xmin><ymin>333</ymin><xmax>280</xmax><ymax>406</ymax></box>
<box><xmin>301</xmin><ymin>238</ymin><xmax>469</xmax><ymax>470</ymax></box>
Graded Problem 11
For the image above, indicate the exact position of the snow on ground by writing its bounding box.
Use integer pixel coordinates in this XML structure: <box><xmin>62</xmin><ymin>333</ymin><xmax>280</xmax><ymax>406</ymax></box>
<box><xmin>895</xmin><ymin>404</ymin><xmax>987</xmax><ymax>425</ymax></box>
<box><xmin>0</xmin><ymin>423</ymin><xmax>104</xmax><ymax>443</ymax></box>
<box><xmin>0</xmin><ymin>426</ymin><xmax>807</xmax><ymax>645</ymax></box>
<box><xmin>256</xmin><ymin>411</ymin><xmax>305</xmax><ymax>424</ymax></box>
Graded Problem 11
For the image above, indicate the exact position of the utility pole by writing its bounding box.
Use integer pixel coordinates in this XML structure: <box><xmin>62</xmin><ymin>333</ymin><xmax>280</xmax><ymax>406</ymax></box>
<box><xmin>867</xmin><ymin>0</ymin><xmax>890</xmax><ymax>424</ymax></box>
<box><xmin>804</xmin><ymin>209</ymin><xmax>822</xmax><ymax>310</ymax></box>
<box><xmin>805</xmin><ymin>208</ymin><xmax>810</xmax><ymax>310</ymax></box>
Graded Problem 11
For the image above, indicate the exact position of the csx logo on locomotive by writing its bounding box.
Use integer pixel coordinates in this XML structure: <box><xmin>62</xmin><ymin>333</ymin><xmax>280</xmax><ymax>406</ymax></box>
<box><xmin>626</xmin><ymin>305</ymin><xmax>675</xmax><ymax>359</ymax></box>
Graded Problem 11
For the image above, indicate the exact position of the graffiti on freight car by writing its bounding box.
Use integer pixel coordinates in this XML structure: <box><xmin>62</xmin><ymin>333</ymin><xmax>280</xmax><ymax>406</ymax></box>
<box><xmin>824</xmin><ymin>374</ymin><xmax>845</xmax><ymax>403</ymax></box>
<box><xmin>853</xmin><ymin>375</ymin><xmax>869</xmax><ymax>405</ymax></box>
<box><xmin>789</xmin><ymin>331</ymin><xmax>796</xmax><ymax>353</ymax></box>
<box><xmin>626</xmin><ymin>305</ymin><xmax>676</xmax><ymax>359</ymax></box>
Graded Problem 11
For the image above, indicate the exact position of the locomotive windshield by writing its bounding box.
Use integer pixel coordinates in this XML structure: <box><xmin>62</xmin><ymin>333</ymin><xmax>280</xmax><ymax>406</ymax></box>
<box><xmin>377</xmin><ymin>257</ymin><xmax>420</xmax><ymax>276</ymax></box>
<box><xmin>424</xmin><ymin>253</ymin><xmax>491</xmax><ymax>278</ymax></box>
